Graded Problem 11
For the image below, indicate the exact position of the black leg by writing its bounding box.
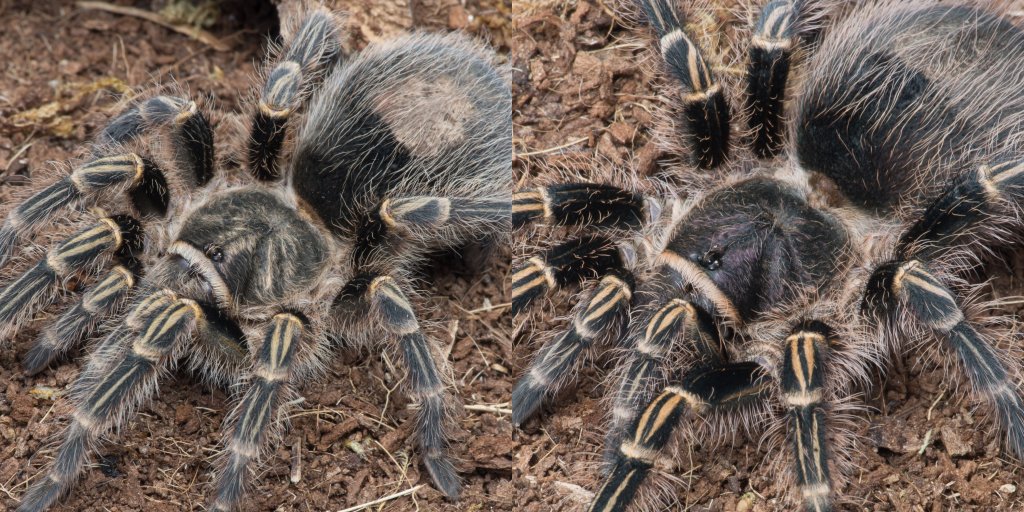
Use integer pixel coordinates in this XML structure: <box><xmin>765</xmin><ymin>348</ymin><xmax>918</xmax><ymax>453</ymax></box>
<box><xmin>512</xmin><ymin>270</ymin><xmax>635</xmax><ymax>425</ymax></box>
<box><xmin>603</xmin><ymin>295</ymin><xmax>724</xmax><ymax>461</ymax></box>
<box><xmin>136</xmin><ymin>96</ymin><xmax>216</xmax><ymax>187</ymax></box>
<box><xmin>351</xmin><ymin>195</ymin><xmax>510</xmax><ymax>266</ymax></box>
<box><xmin>865</xmin><ymin>259</ymin><xmax>1024</xmax><ymax>459</ymax></box>
<box><xmin>334</xmin><ymin>272</ymin><xmax>462</xmax><ymax>498</ymax></box>
<box><xmin>23</xmin><ymin>264</ymin><xmax>137</xmax><ymax>375</ymax></box>
<box><xmin>513</xmin><ymin>183</ymin><xmax>650</xmax><ymax>230</ymax></box>
<box><xmin>781</xmin><ymin>321</ymin><xmax>834</xmax><ymax>512</ymax></box>
<box><xmin>248</xmin><ymin>8</ymin><xmax>342</xmax><ymax>181</ymax></box>
<box><xmin>858</xmin><ymin>158</ymin><xmax>1024</xmax><ymax>461</ymax></box>
<box><xmin>897</xmin><ymin>158</ymin><xmax>1024</xmax><ymax>261</ymax></box>
<box><xmin>17</xmin><ymin>291</ymin><xmax>200</xmax><ymax>512</ymax></box>
<box><xmin>0</xmin><ymin>155</ymin><xmax>143</xmax><ymax>269</ymax></box>
<box><xmin>212</xmin><ymin>312</ymin><xmax>304</xmax><ymax>511</ymax></box>
<box><xmin>746</xmin><ymin>0</ymin><xmax>796</xmax><ymax>158</ymax></box>
<box><xmin>0</xmin><ymin>215</ymin><xmax>143</xmax><ymax>340</ymax></box>
<box><xmin>589</xmin><ymin>361</ymin><xmax>771</xmax><ymax>512</ymax></box>
<box><xmin>637</xmin><ymin>0</ymin><xmax>731</xmax><ymax>169</ymax></box>
<box><xmin>511</xmin><ymin>234</ymin><xmax>628</xmax><ymax>315</ymax></box>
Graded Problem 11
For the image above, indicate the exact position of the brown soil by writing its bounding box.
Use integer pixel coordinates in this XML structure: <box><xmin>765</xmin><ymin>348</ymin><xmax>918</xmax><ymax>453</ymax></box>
<box><xmin>511</xmin><ymin>1</ymin><xmax>1024</xmax><ymax>511</ymax></box>
<box><xmin>0</xmin><ymin>1</ymin><xmax>512</xmax><ymax>511</ymax></box>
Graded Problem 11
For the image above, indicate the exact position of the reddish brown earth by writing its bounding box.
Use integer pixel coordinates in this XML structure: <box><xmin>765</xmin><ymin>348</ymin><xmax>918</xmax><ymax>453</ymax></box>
<box><xmin>512</xmin><ymin>1</ymin><xmax>1024</xmax><ymax>511</ymax></box>
<box><xmin>0</xmin><ymin>1</ymin><xmax>512</xmax><ymax>511</ymax></box>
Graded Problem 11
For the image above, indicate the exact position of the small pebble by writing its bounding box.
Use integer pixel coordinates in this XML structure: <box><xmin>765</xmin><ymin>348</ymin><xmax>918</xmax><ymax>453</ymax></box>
<box><xmin>28</xmin><ymin>386</ymin><xmax>63</xmax><ymax>401</ymax></box>
<box><xmin>174</xmin><ymin>403</ymin><xmax>194</xmax><ymax>425</ymax></box>
<box><xmin>1001</xmin><ymin>483</ymin><xmax>1017</xmax><ymax>494</ymax></box>
<box><xmin>940</xmin><ymin>425</ymin><xmax>973</xmax><ymax>457</ymax></box>
<box><xmin>736</xmin><ymin>492</ymin><xmax>756</xmax><ymax>512</ymax></box>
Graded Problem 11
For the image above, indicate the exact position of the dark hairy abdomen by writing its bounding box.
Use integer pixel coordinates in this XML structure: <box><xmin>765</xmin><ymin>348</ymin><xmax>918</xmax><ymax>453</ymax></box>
<box><xmin>291</xmin><ymin>34</ymin><xmax>511</xmax><ymax>237</ymax></box>
<box><xmin>796</xmin><ymin>4</ymin><xmax>1024</xmax><ymax>213</ymax></box>
<box><xmin>292</xmin><ymin>103</ymin><xmax>412</xmax><ymax>234</ymax></box>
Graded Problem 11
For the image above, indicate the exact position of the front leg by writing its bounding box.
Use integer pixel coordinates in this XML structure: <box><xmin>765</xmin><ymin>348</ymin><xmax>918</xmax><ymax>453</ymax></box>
<box><xmin>211</xmin><ymin>312</ymin><xmax>306</xmax><ymax>511</ymax></box>
<box><xmin>512</xmin><ymin>269</ymin><xmax>635</xmax><ymax>425</ymax></box>
<box><xmin>603</xmin><ymin>294</ymin><xmax>724</xmax><ymax>462</ymax></box>
<box><xmin>590</xmin><ymin>361</ymin><xmax>771</xmax><ymax>512</ymax></box>
<box><xmin>18</xmin><ymin>291</ymin><xmax>200</xmax><ymax>512</ymax></box>
<box><xmin>780</xmin><ymin>321</ymin><xmax>834</xmax><ymax>512</ymax></box>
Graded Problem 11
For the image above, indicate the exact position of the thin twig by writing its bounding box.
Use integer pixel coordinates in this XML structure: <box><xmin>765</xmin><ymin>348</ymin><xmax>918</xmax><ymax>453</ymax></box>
<box><xmin>516</xmin><ymin>137</ymin><xmax>589</xmax><ymax>157</ymax></box>
<box><xmin>918</xmin><ymin>428</ymin><xmax>934</xmax><ymax>456</ymax></box>
<box><xmin>3</xmin><ymin>140</ymin><xmax>32</xmax><ymax>174</ymax></box>
<box><xmin>76</xmin><ymin>1</ymin><xmax>231</xmax><ymax>51</ymax></box>
<box><xmin>336</xmin><ymin>484</ymin><xmax>424</xmax><ymax>512</ymax></box>
<box><xmin>465</xmin><ymin>402</ymin><xmax>512</xmax><ymax>415</ymax></box>
<box><xmin>927</xmin><ymin>387</ymin><xmax>945</xmax><ymax>421</ymax></box>
<box><xmin>466</xmin><ymin>302</ymin><xmax>511</xmax><ymax>314</ymax></box>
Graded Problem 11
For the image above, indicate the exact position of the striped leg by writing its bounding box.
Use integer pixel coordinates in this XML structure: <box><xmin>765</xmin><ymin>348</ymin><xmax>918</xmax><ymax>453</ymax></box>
<box><xmin>122</xmin><ymin>95</ymin><xmax>214</xmax><ymax>213</ymax></box>
<box><xmin>380</xmin><ymin>196</ymin><xmax>510</xmax><ymax>236</ymax></box>
<box><xmin>865</xmin><ymin>259</ymin><xmax>1024</xmax><ymax>458</ymax></box>
<box><xmin>603</xmin><ymin>296</ymin><xmax>723</xmax><ymax>461</ymax></box>
<box><xmin>248</xmin><ymin>7</ymin><xmax>342</xmax><ymax>181</ymax></box>
<box><xmin>637</xmin><ymin>0</ymin><xmax>731</xmax><ymax>169</ymax></box>
<box><xmin>746</xmin><ymin>0</ymin><xmax>796</xmax><ymax>158</ymax></box>
<box><xmin>0</xmin><ymin>215</ymin><xmax>143</xmax><ymax>340</ymax></box>
<box><xmin>94</xmin><ymin>95</ymin><xmax>214</xmax><ymax>186</ymax></box>
<box><xmin>0</xmin><ymin>95</ymin><xmax>214</xmax><ymax>268</ymax></box>
<box><xmin>512</xmin><ymin>271</ymin><xmax>634</xmax><ymax>425</ymax></box>
<box><xmin>149</xmin><ymin>96</ymin><xmax>215</xmax><ymax>188</ymax></box>
<box><xmin>864</xmin><ymin>158</ymin><xmax>1024</xmax><ymax>460</ymax></box>
<box><xmin>511</xmin><ymin>235</ymin><xmax>629</xmax><ymax>315</ymax></box>
<box><xmin>353</xmin><ymin>196</ymin><xmax>510</xmax><ymax>267</ymax></box>
<box><xmin>781</xmin><ymin>322</ymin><xmax>834</xmax><ymax>512</ymax></box>
<box><xmin>22</xmin><ymin>264</ymin><xmax>136</xmax><ymax>375</ymax></box>
<box><xmin>513</xmin><ymin>183</ymin><xmax>651</xmax><ymax>230</ymax></box>
<box><xmin>212</xmin><ymin>313</ymin><xmax>304</xmax><ymax>511</ymax></box>
<box><xmin>590</xmin><ymin>362</ymin><xmax>771</xmax><ymax>512</ymax></box>
<box><xmin>896</xmin><ymin>158</ymin><xmax>1024</xmax><ymax>261</ymax></box>
<box><xmin>16</xmin><ymin>291</ymin><xmax>200</xmax><ymax>512</ymax></box>
<box><xmin>0</xmin><ymin>155</ymin><xmax>145</xmax><ymax>269</ymax></box>
<box><xmin>336</xmin><ymin>272</ymin><xmax>462</xmax><ymax>498</ymax></box>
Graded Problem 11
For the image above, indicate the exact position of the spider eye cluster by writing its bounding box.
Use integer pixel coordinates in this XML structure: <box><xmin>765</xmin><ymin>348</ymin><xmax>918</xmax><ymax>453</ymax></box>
<box><xmin>695</xmin><ymin>246</ymin><xmax>724</xmax><ymax>271</ymax></box>
<box><xmin>203</xmin><ymin>243</ymin><xmax>225</xmax><ymax>263</ymax></box>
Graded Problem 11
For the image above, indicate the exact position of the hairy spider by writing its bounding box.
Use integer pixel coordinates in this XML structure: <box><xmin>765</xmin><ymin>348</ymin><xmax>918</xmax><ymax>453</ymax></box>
<box><xmin>512</xmin><ymin>0</ymin><xmax>1024</xmax><ymax>510</ymax></box>
<box><xmin>0</xmin><ymin>4</ymin><xmax>510</xmax><ymax>511</ymax></box>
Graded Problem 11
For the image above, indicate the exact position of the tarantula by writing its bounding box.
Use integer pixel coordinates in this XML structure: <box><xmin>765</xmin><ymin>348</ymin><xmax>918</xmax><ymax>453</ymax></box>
<box><xmin>1</xmin><ymin>5</ymin><xmax>510</xmax><ymax>511</ymax></box>
<box><xmin>512</xmin><ymin>0</ymin><xmax>1024</xmax><ymax>510</ymax></box>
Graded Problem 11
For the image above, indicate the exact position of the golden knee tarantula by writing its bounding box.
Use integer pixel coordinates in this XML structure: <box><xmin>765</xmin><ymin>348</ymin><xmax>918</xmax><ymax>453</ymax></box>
<box><xmin>1</xmin><ymin>5</ymin><xmax>510</xmax><ymax>511</ymax></box>
<box><xmin>512</xmin><ymin>0</ymin><xmax>1024</xmax><ymax>510</ymax></box>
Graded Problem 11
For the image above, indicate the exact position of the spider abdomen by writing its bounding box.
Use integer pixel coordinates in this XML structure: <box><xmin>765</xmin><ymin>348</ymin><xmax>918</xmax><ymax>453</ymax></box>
<box><xmin>796</xmin><ymin>4</ymin><xmax>1024</xmax><ymax>213</ymax></box>
<box><xmin>291</xmin><ymin>32</ymin><xmax>511</xmax><ymax>238</ymax></box>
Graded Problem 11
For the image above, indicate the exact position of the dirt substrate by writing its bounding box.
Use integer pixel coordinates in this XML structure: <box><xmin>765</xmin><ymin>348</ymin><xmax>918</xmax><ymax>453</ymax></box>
<box><xmin>0</xmin><ymin>1</ymin><xmax>512</xmax><ymax>511</ymax></box>
<box><xmin>511</xmin><ymin>1</ymin><xmax>1024</xmax><ymax>511</ymax></box>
